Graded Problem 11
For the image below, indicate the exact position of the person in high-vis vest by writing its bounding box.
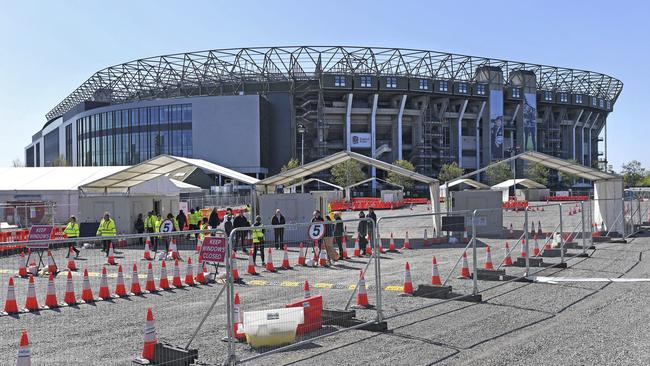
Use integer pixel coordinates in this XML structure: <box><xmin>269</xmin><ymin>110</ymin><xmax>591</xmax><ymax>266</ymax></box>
<box><xmin>96</xmin><ymin>212</ymin><xmax>116</xmax><ymax>256</ymax></box>
<box><xmin>64</xmin><ymin>215</ymin><xmax>80</xmax><ymax>258</ymax></box>
<box><xmin>252</xmin><ymin>215</ymin><xmax>265</xmax><ymax>266</ymax></box>
<box><xmin>193</xmin><ymin>208</ymin><xmax>203</xmax><ymax>240</ymax></box>
<box><xmin>153</xmin><ymin>214</ymin><xmax>162</xmax><ymax>252</ymax></box>
<box><xmin>198</xmin><ymin>217</ymin><xmax>209</xmax><ymax>243</ymax></box>
<box><xmin>145</xmin><ymin>211</ymin><xmax>157</xmax><ymax>250</ymax></box>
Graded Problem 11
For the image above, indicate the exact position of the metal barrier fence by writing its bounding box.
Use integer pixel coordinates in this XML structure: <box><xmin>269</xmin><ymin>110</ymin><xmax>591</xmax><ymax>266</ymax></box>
<box><xmin>223</xmin><ymin>217</ymin><xmax>380</xmax><ymax>364</ymax></box>
<box><xmin>0</xmin><ymin>203</ymin><xmax>77</xmax><ymax>228</ymax></box>
<box><xmin>182</xmin><ymin>193</ymin><xmax>252</xmax><ymax>211</ymax></box>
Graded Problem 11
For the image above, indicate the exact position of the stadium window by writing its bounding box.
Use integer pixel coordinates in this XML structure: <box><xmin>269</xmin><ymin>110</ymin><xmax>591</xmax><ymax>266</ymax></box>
<box><xmin>511</xmin><ymin>88</ymin><xmax>521</xmax><ymax>98</ymax></box>
<box><xmin>559</xmin><ymin>92</ymin><xmax>568</xmax><ymax>103</ymax></box>
<box><xmin>576</xmin><ymin>95</ymin><xmax>583</xmax><ymax>104</ymax></box>
<box><xmin>439</xmin><ymin>81</ymin><xmax>449</xmax><ymax>92</ymax></box>
<box><xmin>544</xmin><ymin>91</ymin><xmax>553</xmax><ymax>101</ymax></box>
<box><xmin>458</xmin><ymin>83</ymin><xmax>468</xmax><ymax>94</ymax></box>
<box><xmin>599</xmin><ymin>99</ymin><xmax>604</xmax><ymax>108</ymax></box>
<box><xmin>476</xmin><ymin>84</ymin><xmax>486</xmax><ymax>95</ymax></box>
<box><xmin>418</xmin><ymin>79</ymin><xmax>428</xmax><ymax>90</ymax></box>
<box><xmin>334</xmin><ymin>75</ymin><xmax>346</xmax><ymax>87</ymax></box>
<box><xmin>360</xmin><ymin>76</ymin><xmax>372</xmax><ymax>88</ymax></box>
<box><xmin>591</xmin><ymin>97</ymin><xmax>597</xmax><ymax>106</ymax></box>
<box><xmin>386</xmin><ymin>77</ymin><xmax>397</xmax><ymax>88</ymax></box>
<box><xmin>606</xmin><ymin>100</ymin><xmax>611</xmax><ymax>109</ymax></box>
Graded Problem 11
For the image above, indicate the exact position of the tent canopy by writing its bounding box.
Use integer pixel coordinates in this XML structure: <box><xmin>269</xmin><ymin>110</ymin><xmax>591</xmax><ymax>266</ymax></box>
<box><xmin>517</xmin><ymin>151</ymin><xmax>617</xmax><ymax>181</ymax></box>
<box><xmin>445</xmin><ymin>178</ymin><xmax>489</xmax><ymax>190</ymax></box>
<box><xmin>345</xmin><ymin>177</ymin><xmax>404</xmax><ymax>190</ymax></box>
<box><xmin>81</xmin><ymin>155</ymin><xmax>259</xmax><ymax>194</ymax></box>
<box><xmin>255</xmin><ymin>151</ymin><xmax>436</xmax><ymax>192</ymax></box>
<box><xmin>492</xmin><ymin>178</ymin><xmax>546</xmax><ymax>189</ymax></box>
<box><xmin>283</xmin><ymin>178</ymin><xmax>342</xmax><ymax>192</ymax></box>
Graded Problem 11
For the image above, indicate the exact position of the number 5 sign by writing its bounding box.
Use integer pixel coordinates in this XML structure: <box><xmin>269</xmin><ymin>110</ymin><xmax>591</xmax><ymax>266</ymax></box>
<box><xmin>159</xmin><ymin>219</ymin><xmax>174</xmax><ymax>233</ymax></box>
<box><xmin>308</xmin><ymin>223</ymin><xmax>325</xmax><ymax>240</ymax></box>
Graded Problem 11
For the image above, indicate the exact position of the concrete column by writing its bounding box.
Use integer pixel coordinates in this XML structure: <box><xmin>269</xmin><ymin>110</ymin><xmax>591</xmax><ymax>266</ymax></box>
<box><xmin>397</xmin><ymin>95</ymin><xmax>407</xmax><ymax>161</ymax></box>
<box><xmin>457</xmin><ymin>100</ymin><xmax>468</xmax><ymax>167</ymax></box>
<box><xmin>346</xmin><ymin>93</ymin><xmax>353</xmax><ymax>151</ymax></box>
<box><xmin>572</xmin><ymin>109</ymin><xmax>584</xmax><ymax>161</ymax></box>
<box><xmin>371</xmin><ymin>94</ymin><xmax>378</xmax><ymax>194</ymax></box>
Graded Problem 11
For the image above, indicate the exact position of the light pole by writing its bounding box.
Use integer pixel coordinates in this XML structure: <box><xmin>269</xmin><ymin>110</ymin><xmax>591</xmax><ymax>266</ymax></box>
<box><xmin>297</xmin><ymin>124</ymin><xmax>306</xmax><ymax>193</ymax></box>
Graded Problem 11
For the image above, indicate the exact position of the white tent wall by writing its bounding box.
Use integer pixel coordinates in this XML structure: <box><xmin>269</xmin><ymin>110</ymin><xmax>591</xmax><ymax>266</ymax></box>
<box><xmin>593</xmin><ymin>178</ymin><xmax>624</xmax><ymax>234</ymax></box>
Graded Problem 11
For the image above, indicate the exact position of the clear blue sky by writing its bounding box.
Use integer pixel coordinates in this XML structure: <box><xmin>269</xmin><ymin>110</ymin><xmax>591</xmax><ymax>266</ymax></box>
<box><xmin>0</xmin><ymin>0</ymin><xmax>647</xmax><ymax>171</ymax></box>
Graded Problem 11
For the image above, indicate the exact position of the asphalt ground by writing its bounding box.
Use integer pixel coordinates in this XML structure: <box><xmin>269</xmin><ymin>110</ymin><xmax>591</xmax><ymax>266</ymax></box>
<box><xmin>0</xmin><ymin>204</ymin><xmax>648</xmax><ymax>365</ymax></box>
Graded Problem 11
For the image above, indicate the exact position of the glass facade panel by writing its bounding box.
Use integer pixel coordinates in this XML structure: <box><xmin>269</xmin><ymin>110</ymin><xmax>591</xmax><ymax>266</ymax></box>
<box><xmin>76</xmin><ymin>103</ymin><xmax>192</xmax><ymax>166</ymax></box>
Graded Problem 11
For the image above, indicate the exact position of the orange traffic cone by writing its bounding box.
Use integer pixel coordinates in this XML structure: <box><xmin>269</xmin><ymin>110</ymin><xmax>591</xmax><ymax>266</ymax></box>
<box><xmin>143</xmin><ymin>238</ymin><xmax>152</xmax><ymax>260</ymax></box>
<box><xmin>353</xmin><ymin>235</ymin><xmax>361</xmax><ymax>257</ymax></box>
<box><xmin>82</xmin><ymin>268</ymin><xmax>94</xmax><ymax>302</ymax></box>
<box><xmin>304</xmin><ymin>279</ymin><xmax>311</xmax><ymax>299</ymax></box>
<box><xmin>520</xmin><ymin>239</ymin><xmax>528</xmax><ymax>258</ymax></box>
<box><xmin>47</xmin><ymin>249</ymin><xmax>57</xmax><ymax>274</ymax></box>
<box><xmin>4</xmin><ymin>277</ymin><xmax>18</xmax><ymax>314</ymax></box>
<box><xmin>141</xmin><ymin>308</ymin><xmax>157</xmax><ymax>361</ymax></box>
<box><xmin>423</xmin><ymin>229</ymin><xmax>429</xmax><ymax>246</ymax></box>
<box><xmin>44</xmin><ymin>272</ymin><xmax>59</xmax><ymax>308</ymax></box>
<box><xmin>388</xmin><ymin>233</ymin><xmax>396</xmax><ymax>252</ymax></box>
<box><xmin>64</xmin><ymin>270</ymin><xmax>77</xmax><ymax>305</ymax></box>
<box><xmin>354</xmin><ymin>271</ymin><xmax>370</xmax><ymax>308</ymax></box>
<box><xmin>401</xmin><ymin>262</ymin><xmax>414</xmax><ymax>296</ymax></box>
<box><xmin>458</xmin><ymin>252</ymin><xmax>471</xmax><ymax>279</ymax></box>
<box><xmin>172</xmin><ymin>259</ymin><xmax>183</xmax><ymax>288</ymax></box>
<box><xmin>67</xmin><ymin>247</ymin><xmax>78</xmax><ymax>271</ymax></box>
<box><xmin>28</xmin><ymin>258</ymin><xmax>38</xmax><ymax>277</ymax></box>
<box><xmin>107</xmin><ymin>243</ymin><xmax>117</xmax><ymax>265</ymax></box>
<box><xmin>115</xmin><ymin>265</ymin><xmax>127</xmax><ymax>297</ymax></box>
<box><xmin>185</xmin><ymin>257</ymin><xmax>195</xmax><ymax>286</ymax></box>
<box><xmin>403</xmin><ymin>231</ymin><xmax>411</xmax><ymax>250</ymax></box>
<box><xmin>509</xmin><ymin>223</ymin><xmax>514</xmax><ymax>239</ymax></box>
<box><xmin>233</xmin><ymin>293</ymin><xmax>245</xmax><ymax>340</ymax></box>
<box><xmin>159</xmin><ymin>260</ymin><xmax>170</xmax><ymax>290</ymax></box>
<box><xmin>196</xmin><ymin>262</ymin><xmax>206</xmax><ymax>285</ymax></box>
<box><xmin>544</xmin><ymin>234</ymin><xmax>552</xmax><ymax>250</ymax></box>
<box><xmin>463</xmin><ymin>228</ymin><xmax>470</xmax><ymax>244</ymax></box>
<box><xmin>378</xmin><ymin>235</ymin><xmax>385</xmax><ymax>254</ymax></box>
<box><xmin>145</xmin><ymin>262</ymin><xmax>157</xmax><ymax>292</ymax></box>
<box><xmin>533</xmin><ymin>236</ymin><xmax>540</xmax><ymax>257</ymax></box>
<box><xmin>24</xmin><ymin>275</ymin><xmax>39</xmax><ymax>311</ymax></box>
<box><xmin>485</xmin><ymin>246</ymin><xmax>494</xmax><ymax>270</ymax></box>
<box><xmin>341</xmin><ymin>235</ymin><xmax>349</xmax><ymax>259</ymax></box>
<box><xmin>281</xmin><ymin>245</ymin><xmax>291</xmax><ymax>269</ymax></box>
<box><xmin>169</xmin><ymin>239</ymin><xmax>179</xmax><ymax>260</ymax></box>
<box><xmin>98</xmin><ymin>267</ymin><xmax>111</xmax><ymax>300</ymax></box>
<box><xmin>231</xmin><ymin>251</ymin><xmax>240</xmax><ymax>281</ymax></box>
<box><xmin>130</xmin><ymin>263</ymin><xmax>142</xmax><ymax>295</ymax></box>
<box><xmin>365</xmin><ymin>240</ymin><xmax>372</xmax><ymax>255</ymax></box>
<box><xmin>503</xmin><ymin>242</ymin><xmax>513</xmax><ymax>266</ymax></box>
<box><xmin>431</xmin><ymin>256</ymin><xmax>442</xmax><ymax>285</ymax></box>
<box><xmin>16</xmin><ymin>330</ymin><xmax>31</xmax><ymax>366</ymax></box>
<box><xmin>18</xmin><ymin>251</ymin><xmax>27</xmax><ymax>278</ymax></box>
<box><xmin>246</xmin><ymin>249</ymin><xmax>257</xmax><ymax>275</ymax></box>
<box><xmin>298</xmin><ymin>242</ymin><xmax>306</xmax><ymax>266</ymax></box>
<box><xmin>266</xmin><ymin>247</ymin><xmax>276</xmax><ymax>272</ymax></box>
<box><xmin>318</xmin><ymin>243</ymin><xmax>328</xmax><ymax>267</ymax></box>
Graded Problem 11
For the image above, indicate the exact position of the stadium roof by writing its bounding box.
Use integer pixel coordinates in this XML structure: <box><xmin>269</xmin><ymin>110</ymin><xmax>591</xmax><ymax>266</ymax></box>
<box><xmin>46</xmin><ymin>46</ymin><xmax>623</xmax><ymax>121</ymax></box>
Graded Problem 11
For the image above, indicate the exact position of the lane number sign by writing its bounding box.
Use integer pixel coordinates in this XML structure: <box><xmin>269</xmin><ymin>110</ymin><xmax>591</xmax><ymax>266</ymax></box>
<box><xmin>159</xmin><ymin>219</ymin><xmax>174</xmax><ymax>233</ymax></box>
<box><xmin>308</xmin><ymin>223</ymin><xmax>325</xmax><ymax>240</ymax></box>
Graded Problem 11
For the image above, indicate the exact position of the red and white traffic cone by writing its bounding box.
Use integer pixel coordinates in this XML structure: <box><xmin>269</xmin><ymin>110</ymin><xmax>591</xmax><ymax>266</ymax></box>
<box><xmin>196</xmin><ymin>262</ymin><xmax>207</xmax><ymax>285</ymax></box>
<box><xmin>544</xmin><ymin>234</ymin><xmax>552</xmax><ymax>251</ymax></box>
<box><xmin>17</xmin><ymin>251</ymin><xmax>27</xmax><ymax>278</ymax></box>
<box><xmin>159</xmin><ymin>261</ymin><xmax>170</xmax><ymax>290</ymax></box>
<box><xmin>365</xmin><ymin>240</ymin><xmax>372</xmax><ymax>255</ymax></box>
<box><xmin>423</xmin><ymin>229</ymin><xmax>430</xmax><ymax>246</ymax></box>
<box><xmin>130</xmin><ymin>263</ymin><xmax>142</xmax><ymax>295</ymax></box>
<box><xmin>169</xmin><ymin>239</ymin><xmax>179</xmax><ymax>260</ymax></box>
<box><xmin>185</xmin><ymin>258</ymin><xmax>195</xmax><ymax>286</ymax></box>
<box><xmin>63</xmin><ymin>270</ymin><xmax>77</xmax><ymax>305</ymax></box>
<box><xmin>341</xmin><ymin>235</ymin><xmax>349</xmax><ymax>259</ymax></box>
<box><xmin>388</xmin><ymin>233</ymin><xmax>397</xmax><ymax>252</ymax></box>
<box><xmin>195</xmin><ymin>237</ymin><xmax>202</xmax><ymax>254</ymax></box>
<box><xmin>143</xmin><ymin>238</ymin><xmax>152</xmax><ymax>260</ymax></box>
<box><xmin>82</xmin><ymin>268</ymin><xmax>94</xmax><ymax>302</ymax></box>
<box><xmin>353</xmin><ymin>235</ymin><xmax>361</xmax><ymax>257</ymax></box>
<box><xmin>485</xmin><ymin>246</ymin><xmax>494</xmax><ymax>270</ymax></box>
<box><xmin>44</xmin><ymin>272</ymin><xmax>59</xmax><ymax>308</ymax></box>
<box><xmin>115</xmin><ymin>265</ymin><xmax>127</xmax><ymax>297</ymax></box>
<box><xmin>233</xmin><ymin>293</ymin><xmax>245</xmax><ymax>340</ymax></box>
<box><xmin>141</xmin><ymin>308</ymin><xmax>157</xmax><ymax>361</ymax></box>
<box><xmin>247</xmin><ymin>249</ymin><xmax>257</xmax><ymax>275</ymax></box>
<box><xmin>145</xmin><ymin>262</ymin><xmax>157</xmax><ymax>292</ymax></box>
<box><xmin>231</xmin><ymin>251</ymin><xmax>240</xmax><ymax>281</ymax></box>
<box><xmin>537</xmin><ymin>221</ymin><xmax>543</xmax><ymax>236</ymax></box>
<box><xmin>458</xmin><ymin>252</ymin><xmax>471</xmax><ymax>279</ymax></box>
<box><xmin>281</xmin><ymin>245</ymin><xmax>291</xmax><ymax>269</ymax></box>
<box><xmin>98</xmin><ymin>267</ymin><xmax>111</xmax><ymax>300</ymax></box>
<box><xmin>520</xmin><ymin>239</ymin><xmax>528</xmax><ymax>258</ymax></box>
<box><xmin>303</xmin><ymin>279</ymin><xmax>311</xmax><ymax>299</ymax></box>
<box><xmin>401</xmin><ymin>262</ymin><xmax>414</xmax><ymax>296</ymax></box>
<box><xmin>431</xmin><ymin>256</ymin><xmax>442</xmax><ymax>285</ymax></box>
<box><xmin>354</xmin><ymin>271</ymin><xmax>370</xmax><ymax>308</ymax></box>
<box><xmin>378</xmin><ymin>234</ymin><xmax>385</xmax><ymax>254</ymax></box>
<box><xmin>4</xmin><ymin>277</ymin><xmax>18</xmax><ymax>314</ymax></box>
<box><xmin>503</xmin><ymin>242</ymin><xmax>513</xmax><ymax>266</ymax></box>
<box><xmin>24</xmin><ymin>275</ymin><xmax>39</xmax><ymax>311</ymax></box>
<box><xmin>67</xmin><ymin>247</ymin><xmax>78</xmax><ymax>271</ymax></box>
<box><xmin>16</xmin><ymin>330</ymin><xmax>31</xmax><ymax>366</ymax></box>
<box><xmin>28</xmin><ymin>258</ymin><xmax>38</xmax><ymax>277</ymax></box>
<box><xmin>533</xmin><ymin>236</ymin><xmax>540</xmax><ymax>257</ymax></box>
<box><xmin>266</xmin><ymin>247</ymin><xmax>276</xmax><ymax>272</ymax></box>
<box><xmin>298</xmin><ymin>242</ymin><xmax>306</xmax><ymax>266</ymax></box>
<box><xmin>172</xmin><ymin>259</ymin><xmax>183</xmax><ymax>288</ymax></box>
<box><xmin>107</xmin><ymin>243</ymin><xmax>117</xmax><ymax>265</ymax></box>
<box><xmin>463</xmin><ymin>228</ymin><xmax>470</xmax><ymax>244</ymax></box>
<box><xmin>47</xmin><ymin>249</ymin><xmax>57</xmax><ymax>274</ymax></box>
<box><xmin>403</xmin><ymin>231</ymin><xmax>411</xmax><ymax>250</ymax></box>
<box><xmin>318</xmin><ymin>243</ymin><xmax>328</xmax><ymax>267</ymax></box>
<box><xmin>509</xmin><ymin>223</ymin><xmax>514</xmax><ymax>239</ymax></box>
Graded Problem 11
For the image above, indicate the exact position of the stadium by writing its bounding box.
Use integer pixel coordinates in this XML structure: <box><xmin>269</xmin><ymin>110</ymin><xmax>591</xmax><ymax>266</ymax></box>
<box><xmin>24</xmin><ymin>46</ymin><xmax>623</xmax><ymax>187</ymax></box>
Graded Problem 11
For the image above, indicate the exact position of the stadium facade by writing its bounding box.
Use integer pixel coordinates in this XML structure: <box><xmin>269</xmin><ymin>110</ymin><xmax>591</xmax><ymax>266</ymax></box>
<box><xmin>24</xmin><ymin>46</ymin><xmax>622</xmax><ymax>185</ymax></box>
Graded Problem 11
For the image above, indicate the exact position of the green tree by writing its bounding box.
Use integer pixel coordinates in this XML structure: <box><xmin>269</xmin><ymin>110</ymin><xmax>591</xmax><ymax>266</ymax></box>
<box><xmin>621</xmin><ymin>160</ymin><xmax>645</xmax><ymax>187</ymax></box>
<box><xmin>386</xmin><ymin>159</ymin><xmax>415</xmax><ymax>189</ymax></box>
<box><xmin>11</xmin><ymin>159</ymin><xmax>24</xmax><ymax>167</ymax></box>
<box><xmin>438</xmin><ymin>162</ymin><xmax>464</xmax><ymax>182</ymax></box>
<box><xmin>526</xmin><ymin>162</ymin><xmax>549</xmax><ymax>186</ymax></box>
<box><xmin>330</xmin><ymin>160</ymin><xmax>365</xmax><ymax>187</ymax></box>
<box><xmin>280</xmin><ymin>158</ymin><xmax>301</xmax><ymax>186</ymax></box>
<box><xmin>50</xmin><ymin>155</ymin><xmax>68</xmax><ymax>167</ymax></box>
<box><xmin>486</xmin><ymin>161</ymin><xmax>514</xmax><ymax>186</ymax></box>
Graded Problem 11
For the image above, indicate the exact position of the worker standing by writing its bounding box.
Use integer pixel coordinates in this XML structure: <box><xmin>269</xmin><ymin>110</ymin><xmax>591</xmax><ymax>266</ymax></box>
<box><xmin>64</xmin><ymin>215</ymin><xmax>80</xmax><ymax>258</ymax></box>
<box><xmin>334</xmin><ymin>212</ymin><xmax>344</xmax><ymax>259</ymax></box>
<box><xmin>233</xmin><ymin>211</ymin><xmax>250</xmax><ymax>253</ymax></box>
<box><xmin>252</xmin><ymin>215</ymin><xmax>265</xmax><ymax>266</ymax></box>
<box><xmin>193</xmin><ymin>208</ymin><xmax>203</xmax><ymax>240</ymax></box>
<box><xmin>146</xmin><ymin>211</ymin><xmax>156</xmax><ymax>251</ymax></box>
<box><xmin>96</xmin><ymin>212</ymin><xmax>116</xmax><ymax>256</ymax></box>
<box><xmin>153</xmin><ymin>214</ymin><xmax>162</xmax><ymax>252</ymax></box>
<box><xmin>271</xmin><ymin>209</ymin><xmax>285</xmax><ymax>250</ymax></box>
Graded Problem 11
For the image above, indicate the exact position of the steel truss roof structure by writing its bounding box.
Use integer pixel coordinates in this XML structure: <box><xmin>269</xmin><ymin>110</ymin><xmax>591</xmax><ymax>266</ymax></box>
<box><xmin>46</xmin><ymin>46</ymin><xmax>623</xmax><ymax>121</ymax></box>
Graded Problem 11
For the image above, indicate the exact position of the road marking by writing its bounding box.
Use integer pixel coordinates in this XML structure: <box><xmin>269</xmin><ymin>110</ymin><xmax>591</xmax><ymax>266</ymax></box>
<box><xmin>531</xmin><ymin>276</ymin><xmax>650</xmax><ymax>284</ymax></box>
<box><xmin>384</xmin><ymin>285</ymin><xmax>404</xmax><ymax>292</ymax></box>
<box><xmin>280</xmin><ymin>281</ymin><xmax>300</xmax><ymax>287</ymax></box>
